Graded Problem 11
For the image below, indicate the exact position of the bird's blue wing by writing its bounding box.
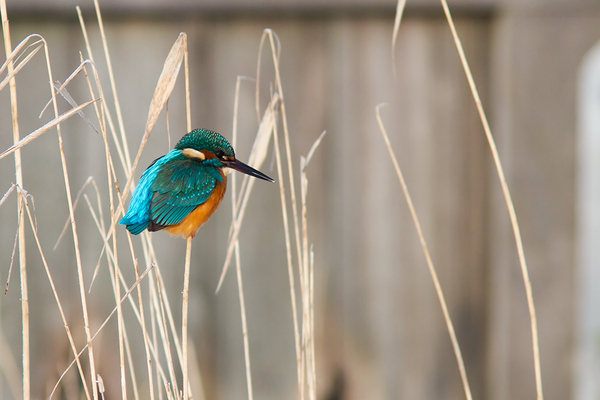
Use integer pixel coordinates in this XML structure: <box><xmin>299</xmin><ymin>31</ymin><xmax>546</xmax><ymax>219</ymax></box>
<box><xmin>120</xmin><ymin>150</ymin><xmax>224</xmax><ymax>235</ymax></box>
<box><xmin>147</xmin><ymin>158</ymin><xmax>223</xmax><ymax>229</ymax></box>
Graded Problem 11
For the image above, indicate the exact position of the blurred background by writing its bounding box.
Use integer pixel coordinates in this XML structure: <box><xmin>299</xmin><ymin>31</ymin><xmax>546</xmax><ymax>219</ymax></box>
<box><xmin>1</xmin><ymin>0</ymin><xmax>599</xmax><ymax>399</ymax></box>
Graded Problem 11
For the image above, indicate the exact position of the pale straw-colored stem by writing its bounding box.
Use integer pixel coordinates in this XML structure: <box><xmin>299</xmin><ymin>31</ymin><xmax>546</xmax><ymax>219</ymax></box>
<box><xmin>93</xmin><ymin>0</ymin><xmax>131</xmax><ymax>169</ymax></box>
<box><xmin>182</xmin><ymin>237</ymin><xmax>193</xmax><ymax>400</ymax></box>
<box><xmin>0</xmin><ymin>4</ymin><xmax>28</xmax><ymax>399</ymax></box>
<box><xmin>235</xmin><ymin>246</ymin><xmax>254</xmax><ymax>400</ymax></box>
<box><xmin>299</xmin><ymin>131</ymin><xmax>325</xmax><ymax>400</ymax></box>
<box><xmin>231</xmin><ymin>76</ymin><xmax>254</xmax><ymax>400</ymax></box>
<box><xmin>22</xmin><ymin>197</ymin><xmax>91</xmax><ymax>400</ymax></box>
<box><xmin>76</xmin><ymin>6</ymin><xmax>129</xmax><ymax>175</ymax></box>
<box><xmin>376</xmin><ymin>104</ymin><xmax>473</xmax><ymax>400</ymax></box>
<box><xmin>129</xmin><ymin>235</ymin><xmax>155</xmax><ymax>400</ymax></box>
<box><xmin>49</xmin><ymin>265</ymin><xmax>155</xmax><ymax>400</ymax></box>
<box><xmin>439</xmin><ymin>2</ymin><xmax>543</xmax><ymax>399</ymax></box>
<box><xmin>27</xmin><ymin>29</ymin><xmax>100</xmax><ymax>400</ymax></box>
<box><xmin>79</xmin><ymin>199</ymin><xmax>174</xmax><ymax>397</ymax></box>
<box><xmin>264</xmin><ymin>35</ymin><xmax>307</xmax><ymax>397</ymax></box>
<box><xmin>266</xmin><ymin>30</ymin><xmax>304</xmax><ymax>292</ymax></box>
<box><xmin>81</xmin><ymin>47</ymin><xmax>129</xmax><ymax>400</ymax></box>
<box><xmin>391</xmin><ymin>0</ymin><xmax>407</xmax><ymax>79</ymax></box>
<box><xmin>151</xmin><ymin>269</ymin><xmax>180</xmax><ymax>396</ymax></box>
<box><xmin>272</xmin><ymin>120</ymin><xmax>303</xmax><ymax>397</ymax></box>
<box><xmin>0</xmin><ymin>99</ymin><xmax>99</xmax><ymax>161</ymax></box>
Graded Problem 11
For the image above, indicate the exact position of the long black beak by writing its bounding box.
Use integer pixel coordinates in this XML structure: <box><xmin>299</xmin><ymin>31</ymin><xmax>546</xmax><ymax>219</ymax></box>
<box><xmin>225</xmin><ymin>159</ymin><xmax>274</xmax><ymax>182</ymax></box>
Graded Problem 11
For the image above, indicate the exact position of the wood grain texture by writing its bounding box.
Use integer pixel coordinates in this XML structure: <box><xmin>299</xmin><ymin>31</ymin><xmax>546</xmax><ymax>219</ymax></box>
<box><xmin>0</xmin><ymin>5</ymin><xmax>595</xmax><ymax>400</ymax></box>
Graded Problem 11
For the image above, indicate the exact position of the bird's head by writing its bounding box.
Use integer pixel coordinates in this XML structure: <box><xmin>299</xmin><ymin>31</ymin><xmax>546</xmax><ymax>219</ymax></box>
<box><xmin>175</xmin><ymin>129</ymin><xmax>274</xmax><ymax>182</ymax></box>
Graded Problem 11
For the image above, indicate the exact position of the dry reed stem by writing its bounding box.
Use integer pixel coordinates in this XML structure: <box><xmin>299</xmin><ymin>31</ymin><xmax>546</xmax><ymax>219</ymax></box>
<box><xmin>93</xmin><ymin>0</ymin><xmax>132</xmax><ymax>169</ymax></box>
<box><xmin>183</xmin><ymin>34</ymin><xmax>191</xmax><ymax>132</ymax></box>
<box><xmin>73</xmin><ymin>19</ymin><xmax>133</xmax><ymax>399</ymax></box>
<box><xmin>48</xmin><ymin>81</ymin><xmax>99</xmax><ymax>133</ymax></box>
<box><xmin>151</xmin><ymin>270</ymin><xmax>180</xmax><ymax>396</ymax></box>
<box><xmin>122</xmin><ymin>328</ymin><xmax>142</xmax><ymax>400</ymax></box>
<box><xmin>182</xmin><ymin>237</ymin><xmax>193</xmax><ymax>400</ymax></box>
<box><xmin>0</xmin><ymin>99</ymin><xmax>99</xmax><ymax>160</ymax></box>
<box><xmin>1</xmin><ymin>184</ymin><xmax>16</xmax><ymax>294</ymax></box>
<box><xmin>0</xmin><ymin>34</ymin><xmax>42</xmax><ymax>75</ymax></box>
<box><xmin>438</xmin><ymin>2</ymin><xmax>543</xmax><ymax>399</ymax></box>
<box><xmin>217</xmin><ymin>94</ymin><xmax>278</xmax><ymax>292</ymax></box>
<box><xmin>391</xmin><ymin>0</ymin><xmax>406</xmax><ymax>79</ymax></box>
<box><xmin>299</xmin><ymin>131</ymin><xmax>325</xmax><ymax>400</ymax></box>
<box><xmin>271</xmin><ymin>114</ymin><xmax>303</xmax><ymax>396</ymax></box>
<box><xmin>260</xmin><ymin>29</ymin><xmax>312</xmax><ymax>399</ymax></box>
<box><xmin>147</xmin><ymin>245</ymin><xmax>187</xmax><ymax>368</ymax></box>
<box><xmin>49</xmin><ymin>265</ymin><xmax>155</xmax><ymax>399</ymax></box>
<box><xmin>54</xmin><ymin>176</ymin><xmax>95</xmax><ymax>250</ymax></box>
<box><xmin>77</xmin><ymin>202</ymin><xmax>175</xmax><ymax>396</ymax></box>
<box><xmin>153</xmin><ymin>260</ymin><xmax>191</xmax><ymax>394</ymax></box>
<box><xmin>112</xmin><ymin>188</ymin><xmax>156</xmax><ymax>400</ymax></box>
<box><xmin>141</xmin><ymin>206</ymin><xmax>184</xmax><ymax>399</ymax></box>
<box><xmin>0</xmin><ymin>4</ymin><xmax>194</xmax><ymax>399</ymax></box>
<box><xmin>149</xmin><ymin>279</ymin><xmax>163</xmax><ymax>400</ymax></box>
<box><xmin>109</xmin><ymin>164</ymin><xmax>128</xmax><ymax>400</ymax></box>
<box><xmin>24</xmin><ymin>34</ymin><xmax>102</xmax><ymax>400</ymax></box>
<box><xmin>144</xmin><ymin>34</ymin><xmax>186</xmax><ymax>145</ymax></box>
<box><xmin>78</xmin><ymin>53</ymin><xmax>105</xmax><ymax>136</ymax></box>
<box><xmin>49</xmin><ymin>76</ymin><xmax>99</xmax><ymax>400</ymax></box>
<box><xmin>234</xmin><ymin>246</ymin><xmax>254</xmax><ymax>400</ymax></box>
<box><xmin>76</xmin><ymin>7</ymin><xmax>128</xmax><ymax>175</ymax></box>
<box><xmin>114</xmin><ymin>32</ymin><xmax>186</xmax><ymax>237</ymax></box>
<box><xmin>21</xmin><ymin>195</ymin><xmax>91</xmax><ymax>400</ymax></box>
<box><xmin>1</xmin><ymin>4</ymin><xmax>29</xmax><ymax>398</ymax></box>
<box><xmin>83</xmin><ymin>194</ymin><xmax>130</xmax><ymax>400</ymax></box>
<box><xmin>4</xmin><ymin>197</ymin><xmax>19</xmax><ymax>292</ymax></box>
<box><xmin>73</xmin><ymin>16</ymin><xmax>147</xmax><ymax>399</ymax></box>
<box><xmin>309</xmin><ymin>247</ymin><xmax>315</xmax><ymax>391</ymax></box>
<box><xmin>376</xmin><ymin>104</ymin><xmax>473</xmax><ymax>400</ymax></box>
<box><xmin>129</xmin><ymin>228</ymin><xmax>155</xmax><ymax>400</ymax></box>
<box><xmin>0</xmin><ymin>28</ymin><xmax>105</xmax><ymax>400</ymax></box>
<box><xmin>0</xmin><ymin>39</ymin><xmax>42</xmax><ymax>92</ymax></box>
<box><xmin>80</xmin><ymin>28</ymin><xmax>191</xmax><ymax>399</ymax></box>
<box><xmin>264</xmin><ymin>35</ymin><xmax>312</xmax><ymax>398</ymax></box>
<box><xmin>182</xmin><ymin>32</ymin><xmax>193</xmax><ymax>400</ymax></box>
<box><xmin>231</xmin><ymin>76</ymin><xmax>254</xmax><ymax>400</ymax></box>
<box><xmin>0</xmin><ymin>183</ymin><xmax>16</xmax><ymax>207</ymax></box>
<box><xmin>74</xmin><ymin>39</ymin><xmax>133</xmax><ymax>400</ymax></box>
<box><xmin>260</xmin><ymin>30</ymin><xmax>304</xmax><ymax>293</ymax></box>
<box><xmin>164</xmin><ymin>383</ymin><xmax>175</xmax><ymax>400</ymax></box>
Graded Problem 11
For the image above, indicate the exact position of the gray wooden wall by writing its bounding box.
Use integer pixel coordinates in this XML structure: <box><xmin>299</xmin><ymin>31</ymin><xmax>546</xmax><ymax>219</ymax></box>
<box><xmin>0</xmin><ymin>1</ymin><xmax>598</xmax><ymax>399</ymax></box>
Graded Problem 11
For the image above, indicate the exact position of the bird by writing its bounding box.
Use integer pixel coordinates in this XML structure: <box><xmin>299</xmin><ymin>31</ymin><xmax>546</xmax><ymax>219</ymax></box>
<box><xmin>120</xmin><ymin>128</ymin><xmax>274</xmax><ymax>239</ymax></box>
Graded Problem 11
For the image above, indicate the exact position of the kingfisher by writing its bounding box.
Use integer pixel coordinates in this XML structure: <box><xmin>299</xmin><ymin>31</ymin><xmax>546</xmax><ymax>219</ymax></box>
<box><xmin>120</xmin><ymin>128</ymin><xmax>274</xmax><ymax>239</ymax></box>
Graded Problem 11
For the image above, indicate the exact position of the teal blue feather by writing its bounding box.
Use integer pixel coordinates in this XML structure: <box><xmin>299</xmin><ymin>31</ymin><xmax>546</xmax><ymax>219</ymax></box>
<box><xmin>120</xmin><ymin>128</ymin><xmax>271</xmax><ymax>236</ymax></box>
<box><xmin>120</xmin><ymin>130</ymin><xmax>230</xmax><ymax>235</ymax></box>
<box><xmin>175</xmin><ymin>128</ymin><xmax>235</xmax><ymax>157</ymax></box>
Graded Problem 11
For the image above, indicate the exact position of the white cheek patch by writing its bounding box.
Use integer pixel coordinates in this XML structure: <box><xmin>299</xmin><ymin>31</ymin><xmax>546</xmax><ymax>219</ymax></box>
<box><xmin>182</xmin><ymin>148</ymin><xmax>206</xmax><ymax>160</ymax></box>
<box><xmin>223</xmin><ymin>167</ymin><xmax>233</xmax><ymax>175</ymax></box>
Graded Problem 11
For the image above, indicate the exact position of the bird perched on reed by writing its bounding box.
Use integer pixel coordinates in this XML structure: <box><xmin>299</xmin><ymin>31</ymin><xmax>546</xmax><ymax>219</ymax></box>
<box><xmin>120</xmin><ymin>128</ymin><xmax>273</xmax><ymax>238</ymax></box>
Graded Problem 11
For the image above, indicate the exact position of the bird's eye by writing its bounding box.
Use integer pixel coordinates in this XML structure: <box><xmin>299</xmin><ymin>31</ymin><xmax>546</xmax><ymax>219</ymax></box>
<box><xmin>215</xmin><ymin>151</ymin><xmax>226</xmax><ymax>160</ymax></box>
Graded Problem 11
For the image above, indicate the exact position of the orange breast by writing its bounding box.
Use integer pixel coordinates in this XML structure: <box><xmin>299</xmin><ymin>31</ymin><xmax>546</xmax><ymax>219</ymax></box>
<box><xmin>164</xmin><ymin>174</ymin><xmax>228</xmax><ymax>239</ymax></box>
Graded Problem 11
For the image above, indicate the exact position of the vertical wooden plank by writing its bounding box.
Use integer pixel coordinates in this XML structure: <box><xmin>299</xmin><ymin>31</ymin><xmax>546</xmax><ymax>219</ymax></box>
<box><xmin>324</xmin><ymin>16</ymin><xmax>490</xmax><ymax>400</ymax></box>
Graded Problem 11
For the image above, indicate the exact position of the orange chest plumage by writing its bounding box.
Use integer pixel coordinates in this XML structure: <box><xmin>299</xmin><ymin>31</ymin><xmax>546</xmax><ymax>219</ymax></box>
<box><xmin>164</xmin><ymin>175</ymin><xmax>228</xmax><ymax>239</ymax></box>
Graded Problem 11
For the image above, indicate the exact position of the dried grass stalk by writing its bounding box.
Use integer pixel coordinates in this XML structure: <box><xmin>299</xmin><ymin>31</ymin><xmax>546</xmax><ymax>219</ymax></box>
<box><xmin>376</xmin><ymin>104</ymin><xmax>473</xmax><ymax>400</ymax></box>
<box><xmin>439</xmin><ymin>1</ymin><xmax>543</xmax><ymax>399</ymax></box>
<box><xmin>216</xmin><ymin>94</ymin><xmax>278</xmax><ymax>292</ymax></box>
